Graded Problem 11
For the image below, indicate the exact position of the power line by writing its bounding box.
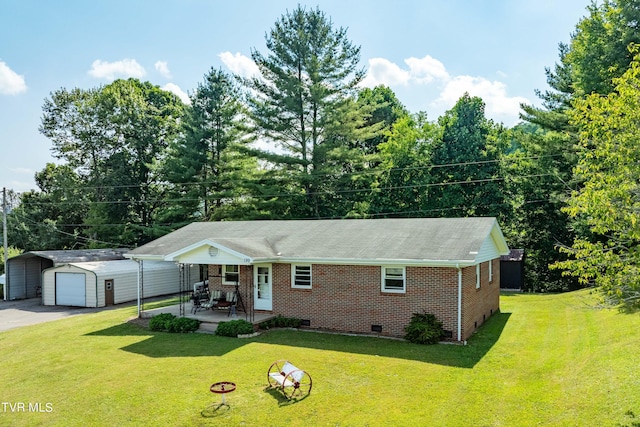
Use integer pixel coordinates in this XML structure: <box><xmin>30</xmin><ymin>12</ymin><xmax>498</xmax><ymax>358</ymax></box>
<box><xmin>12</xmin><ymin>152</ymin><xmax>568</xmax><ymax>194</ymax></box>
<box><xmin>15</xmin><ymin>172</ymin><xmax>558</xmax><ymax>207</ymax></box>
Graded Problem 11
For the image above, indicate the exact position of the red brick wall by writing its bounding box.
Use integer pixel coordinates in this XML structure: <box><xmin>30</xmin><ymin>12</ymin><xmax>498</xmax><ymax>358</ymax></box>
<box><xmin>271</xmin><ymin>264</ymin><xmax>462</xmax><ymax>339</ymax></box>
<box><xmin>206</xmin><ymin>261</ymin><xmax>500</xmax><ymax>341</ymax></box>
<box><xmin>460</xmin><ymin>259</ymin><xmax>500</xmax><ymax>341</ymax></box>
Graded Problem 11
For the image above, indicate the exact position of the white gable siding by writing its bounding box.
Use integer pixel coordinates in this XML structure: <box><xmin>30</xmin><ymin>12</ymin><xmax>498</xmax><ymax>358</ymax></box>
<box><xmin>170</xmin><ymin>245</ymin><xmax>249</xmax><ymax>266</ymax></box>
<box><xmin>475</xmin><ymin>234</ymin><xmax>504</xmax><ymax>264</ymax></box>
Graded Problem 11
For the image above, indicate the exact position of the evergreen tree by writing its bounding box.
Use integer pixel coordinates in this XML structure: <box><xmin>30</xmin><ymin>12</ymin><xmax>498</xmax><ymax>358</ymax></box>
<box><xmin>513</xmin><ymin>0</ymin><xmax>640</xmax><ymax>291</ymax></box>
<box><xmin>428</xmin><ymin>94</ymin><xmax>506</xmax><ymax>219</ymax></box>
<box><xmin>161</xmin><ymin>69</ymin><xmax>256</xmax><ymax>222</ymax></box>
<box><xmin>244</xmin><ymin>5</ymin><xmax>377</xmax><ymax>218</ymax></box>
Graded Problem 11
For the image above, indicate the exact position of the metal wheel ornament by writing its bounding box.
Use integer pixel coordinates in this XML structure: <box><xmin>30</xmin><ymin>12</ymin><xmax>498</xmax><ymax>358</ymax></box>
<box><xmin>282</xmin><ymin>370</ymin><xmax>312</xmax><ymax>400</ymax></box>
<box><xmin>267</xmin><ymin>360</ymin><xmax>287</xmax><ymax>388</ymax></box>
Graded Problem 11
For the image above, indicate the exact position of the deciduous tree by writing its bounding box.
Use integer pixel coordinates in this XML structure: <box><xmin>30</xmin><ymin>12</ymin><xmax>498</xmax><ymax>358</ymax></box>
<box><xmin>554</xmin><ymin>57</ymin><xmax>640</xmax><ymax>308</ymax></box>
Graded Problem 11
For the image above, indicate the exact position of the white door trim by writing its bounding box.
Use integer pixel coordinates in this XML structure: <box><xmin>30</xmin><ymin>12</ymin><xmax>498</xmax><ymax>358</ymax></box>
<box><xmin>253</xmin><ymin>264</ymin><xmax>272</xmax><ymax>311</ymax></box>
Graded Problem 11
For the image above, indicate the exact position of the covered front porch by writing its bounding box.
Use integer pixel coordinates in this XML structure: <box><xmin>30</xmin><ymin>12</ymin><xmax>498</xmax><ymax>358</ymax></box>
<box><xmin>131</xmin><ymin>238</ymin><xmax>276</xmax><ymax>329</ymax></box>
<box><xmin>140</xmin><ymin>301</ymin><xmax>276</xmax><ymax>333</ymax></box>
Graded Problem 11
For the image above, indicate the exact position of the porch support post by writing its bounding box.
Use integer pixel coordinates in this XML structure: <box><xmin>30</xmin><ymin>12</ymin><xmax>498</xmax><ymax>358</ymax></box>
<box><xmin>457</xmin><ymin>263</ymin><xmax>462</xmax><ymax>342</ymax></box>
<box><xmin>136</xmin><ymin>259</ymin><xmax>144</xmax><ymax>318</ymax></box>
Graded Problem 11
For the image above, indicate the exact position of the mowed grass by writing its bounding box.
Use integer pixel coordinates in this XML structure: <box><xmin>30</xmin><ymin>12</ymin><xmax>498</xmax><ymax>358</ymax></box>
<box><xmin>0</xmin><ymin>289</ymin><xmax>638</xmax><ymax>426</ymax></box>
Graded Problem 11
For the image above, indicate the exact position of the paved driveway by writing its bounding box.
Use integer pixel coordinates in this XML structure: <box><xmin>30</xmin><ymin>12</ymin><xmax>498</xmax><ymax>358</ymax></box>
<box><xmin>0</xmin><ymin>298</ymin><xmax>105</xmax><ymax>332</ymax></box>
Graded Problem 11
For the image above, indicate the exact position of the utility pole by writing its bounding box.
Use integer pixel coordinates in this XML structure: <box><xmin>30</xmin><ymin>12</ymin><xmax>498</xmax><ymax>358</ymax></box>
<box><xmin>2</xmin><ymin>187</ymin><xmax>8</xmax><ymax>300</ymax></box>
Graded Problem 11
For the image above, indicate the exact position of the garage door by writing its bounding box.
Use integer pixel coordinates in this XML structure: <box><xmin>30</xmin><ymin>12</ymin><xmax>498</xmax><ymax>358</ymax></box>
<box><xmin>55</xmin><ymin>272</ymin><xmax>86</xmax><ymax>306</ymax></box>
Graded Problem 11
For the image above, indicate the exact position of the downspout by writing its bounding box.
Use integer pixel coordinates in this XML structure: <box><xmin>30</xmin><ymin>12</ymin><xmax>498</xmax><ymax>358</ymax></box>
<box><xmin>457</xmin><ymin>263</ymin><xmax>462</xmax><ymax>343</ymax></box>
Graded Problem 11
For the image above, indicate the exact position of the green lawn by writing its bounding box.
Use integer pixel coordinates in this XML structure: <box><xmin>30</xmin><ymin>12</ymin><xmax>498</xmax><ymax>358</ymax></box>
<box><xmin>0</xmin><ymin>289</ymin><xmax>638</xmax><ymax>426</ymax></box>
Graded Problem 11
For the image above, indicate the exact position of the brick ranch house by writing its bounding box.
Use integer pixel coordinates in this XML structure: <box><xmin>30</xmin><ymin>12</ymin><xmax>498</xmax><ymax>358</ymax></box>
<box><xmin>126</xmin><ymin>217</ymin><xmax>509</xmax><ymax>342</ymax></box>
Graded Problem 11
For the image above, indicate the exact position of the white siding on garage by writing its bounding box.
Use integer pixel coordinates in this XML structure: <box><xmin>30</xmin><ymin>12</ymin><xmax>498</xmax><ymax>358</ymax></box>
<box><xmin>113</xmin><ymin>261</ymin><xmax>181</xmax><ymax>303</ymax></box>
<box><xmin>43</xmin><ymin>260</ymin><xmax>182</xmax><ymax>307</ymax></box>
<box><xmin>55</xmin><ymin>272</ymin><xmax>86</xmax><ymax>306</ymax></box>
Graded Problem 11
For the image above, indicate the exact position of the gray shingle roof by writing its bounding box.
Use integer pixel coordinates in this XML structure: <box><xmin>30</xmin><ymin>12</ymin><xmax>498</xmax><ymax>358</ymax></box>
<box><xmin>128</xmin><ymin>218</ymin><xmax>507</xmax><ymax>264</ymax></box>
<box><xmin>10</xmin><ymin>248</ymin><xmax>129</xmax><ymax>264</ymax></box>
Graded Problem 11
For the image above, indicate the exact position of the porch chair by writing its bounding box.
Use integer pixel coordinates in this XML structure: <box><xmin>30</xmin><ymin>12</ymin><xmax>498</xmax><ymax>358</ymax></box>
<box><xmin>201</xmin><ymin>289</ymin><xmax>223</xmax><ymax>310</ymax></box>
<box><xmin>214</xmin><ymin>291</ymin><xmax>237</xmax><ymax>316</ymax></box>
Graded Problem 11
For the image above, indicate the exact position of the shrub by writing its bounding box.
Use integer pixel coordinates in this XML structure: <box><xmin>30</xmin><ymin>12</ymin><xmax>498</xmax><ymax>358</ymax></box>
<box><xmin>149</xmin><ymin>313</ymin><xmax>200</xmax><ymax>333</ymax></box>
<box><xmin>167</xmin><ymin>317</ymin><xmax>200</xmax><ymax>333</ymax></box>
<box><xmin>404</xmin><ymin>312</ymin><xmax>444</xmax><ymax>344</ymax></box>
<box><xmin>216</xmin><ymin>319</ymin><xmax>255</xmax><ymax>337</ymax></box>
<box><xmin>258</xmin><ymin>315</ymin><xmax>302</xmax><ymax>330</ymax></box>
<box><xmin>149</xmin><ymin>313</ymin><xmax>176</xmax><ymax>331</ymax></box>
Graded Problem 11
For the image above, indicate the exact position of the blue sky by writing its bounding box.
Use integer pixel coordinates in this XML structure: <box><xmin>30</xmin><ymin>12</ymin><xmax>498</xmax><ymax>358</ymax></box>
<box><xmin>1</xmin><ymin>0</ymin><xmax>591</xmax><ymax>193</ymax></box>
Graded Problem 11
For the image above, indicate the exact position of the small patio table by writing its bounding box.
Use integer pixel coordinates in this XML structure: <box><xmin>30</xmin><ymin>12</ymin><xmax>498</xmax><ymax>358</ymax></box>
<box><xmin>210</xmin><ymin>381</ymin><xmax>236</xmax><ymax>408</ymax></box>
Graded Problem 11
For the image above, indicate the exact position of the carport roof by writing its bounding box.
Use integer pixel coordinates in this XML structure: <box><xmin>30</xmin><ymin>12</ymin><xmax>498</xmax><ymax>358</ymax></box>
<box><xmin>9</xmin><ymin>248</ymin><xmax>129</xmax><ymax>264</ymax></box>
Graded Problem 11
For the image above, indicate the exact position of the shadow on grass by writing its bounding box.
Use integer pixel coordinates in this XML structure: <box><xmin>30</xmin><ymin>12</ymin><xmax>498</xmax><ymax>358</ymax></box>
<box><xmin>262</xmin><ymin>385</ymin><xmax>311</xmax><ymax>406</ymax></box>
<box><xmin>255</xmin><ymin>312</ymin><xmax>511</xmax><ymax>369</ymax></box>
<box><xmin>200</xmin><ymin>402</ymin><xmax>231</xmax><ymax>418</ymax></box>
<box><xmin>86</xmin><ymin>312</ymin><xmax>510</xmax><ymax>368</ymax></box>
<box><xmin>85</xmin><ymin>322</ymin><xmax>247</xmax><ymax>358</ymax></box>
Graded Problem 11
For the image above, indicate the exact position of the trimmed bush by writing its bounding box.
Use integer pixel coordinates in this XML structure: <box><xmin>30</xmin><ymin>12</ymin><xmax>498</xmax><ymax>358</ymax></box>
<box><xmin>404</xmin><ymin>312</ymin><xmax>445</xmax><ymax>344</ymax></box>
<box><xmin>149</xmin><ymin>313</ymin><xmax>200</xmax><ymax>333</ymax></box>
<box><xmin>216</xmin><ymin>319</ymin><xmax>255</xmax><ymax>337</ymax></box>
<box><xmin>149</xmin><ymin>313</ymin><xmax>176</xmax><ymax>332</ymax></box>
<box><xmin>167</xmin><ymin>317</ymin><xmax>200</xmax><ymax>333</ymax></box>
<box><xmin>258</xmin><ymin>315</ymin><xmax>302</xmax><ymax>330</ymax></box>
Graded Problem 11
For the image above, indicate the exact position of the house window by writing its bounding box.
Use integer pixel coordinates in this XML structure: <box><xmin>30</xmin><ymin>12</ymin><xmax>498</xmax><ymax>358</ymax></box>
<box><xmin>476</xmin><ymin>264</ymin><xmax>481</xmax><ymax>289</ymax></box>
<box><xmin>291</xmin><ymin>264</ymin><xmax>312</xmax><ymax>289</ymax></box>
<box><xmin>222</xmin><ymin>265</ymin><xmax>239</xmax><ymax>285</ymax></box>
<box><xmin>488</xmin><ymin>260</ymin><xmax>493</xmax><ymax>283</ymax></box>
<box><xmin>382</xmin><ymin>266</ymin><xmax>405</xmax><ymax>293</ymax></box>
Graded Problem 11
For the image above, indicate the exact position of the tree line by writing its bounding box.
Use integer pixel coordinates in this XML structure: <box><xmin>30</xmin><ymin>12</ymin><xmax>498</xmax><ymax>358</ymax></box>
<box><xmin>4</xmin><ymin>2</ymin><xmax>640</xmax><ymax>308</ymax></box>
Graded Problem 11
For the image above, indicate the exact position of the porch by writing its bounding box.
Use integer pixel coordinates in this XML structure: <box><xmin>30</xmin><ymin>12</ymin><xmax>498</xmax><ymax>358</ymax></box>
<box><xmin>140</xmin><ymin>302</ymin><xmax>275</xmax><ymax>333</ymax></box>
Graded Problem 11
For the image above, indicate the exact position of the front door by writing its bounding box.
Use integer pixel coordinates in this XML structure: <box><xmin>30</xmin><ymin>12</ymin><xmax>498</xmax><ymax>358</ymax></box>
<box><xmin>105</xmin><ymin>279</ymin><xmax>114</xmax><ymax>306</ymax></box>
<box><xmin>253</xmin><ymin>264</ymin><xmax>272</xmax><ymax>311</ymax></box>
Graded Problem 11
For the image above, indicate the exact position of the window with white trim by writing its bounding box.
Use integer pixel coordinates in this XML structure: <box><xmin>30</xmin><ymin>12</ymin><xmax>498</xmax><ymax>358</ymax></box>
<box><xmin>291</xmin><ymin>264</ymin><xmax>312</xmax><ymax>289</ymax></box>
<box><xmin>488</xmin><ymin>260</ymin><xmax>493</xmax><ymax>283</ymax></box>
<box><xmin>382</xmin><ymin>266</ymin><xmax>406</xmax><ymax>293</ymax></box>
<box><xmin>476</xmin><ymin>264</ymin><xmax>481</xmax><ymax>289</ymax></box>
<box><xmin>222</xmin><ymin>265</ymin><xmax>239</xmax><ymax>285</ymax></box>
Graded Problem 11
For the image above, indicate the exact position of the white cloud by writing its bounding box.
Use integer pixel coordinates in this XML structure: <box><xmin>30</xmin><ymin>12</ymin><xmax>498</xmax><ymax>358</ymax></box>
<box><xmin>405</xmin><ymin>55</ymin><xmax>449</xmax><ymax>84</ymax></box>
<box><xmin>434</xmin><ymin>75</ymin><xmax>529</xmax><ymax>125</ymax></box>
<box><xmin>162</xmin><ymin>83</ymin><xmax>190</xmax><ymax>104</ymax></box>
<box><xmin>361</xmin><ymin>55</ymin><xmax>449</xmax><ymax>88</ymax></box>
<box><xmin>155</xmin><ymin>61</ymin><xmax>172</xmax><ymax>79</ymax></box>
<box><xmin>361</xmin><ymin>57</ymin><xmax>411</xmax><ymax>87</ymax></box>
<box><xmin>362</xmin><ymin>55</ymin><xmax>528</xmax><ymax>125</ymax></box>
<box><xmin>88</xmin><ymin>59</ymin><xmax>146</xmax><ymax>81</ymax></box>
<box><xmin>219</xmin><ymin>52</ymin><xmax>260</xmax><ymax>78</ymax></box>
<box><xmin>0</xmin><ymin>61</ymin><xmax>27</xmax><ymax>95</ymax></box>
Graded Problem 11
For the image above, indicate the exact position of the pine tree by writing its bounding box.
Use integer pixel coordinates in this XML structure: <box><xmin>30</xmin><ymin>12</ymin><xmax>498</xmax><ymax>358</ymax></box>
<box><xmin>244</xmin><ymin>5</ymin><xmax>378</xmax><ymax>218</ymax></box>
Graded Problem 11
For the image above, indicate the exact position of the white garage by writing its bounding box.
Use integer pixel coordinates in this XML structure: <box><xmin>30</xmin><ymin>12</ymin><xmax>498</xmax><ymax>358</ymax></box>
<box><xmin>42</xmin><ymin>260</ymin><xmax>187</xmax><ymax>307</ymax></box>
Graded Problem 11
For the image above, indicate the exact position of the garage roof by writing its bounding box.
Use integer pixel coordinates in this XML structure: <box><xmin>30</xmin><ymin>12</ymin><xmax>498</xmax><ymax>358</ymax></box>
<box><xmin>9</xmin><ymin>248</ymin><xmax>129</xmax><ymax>264</ymax></box>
